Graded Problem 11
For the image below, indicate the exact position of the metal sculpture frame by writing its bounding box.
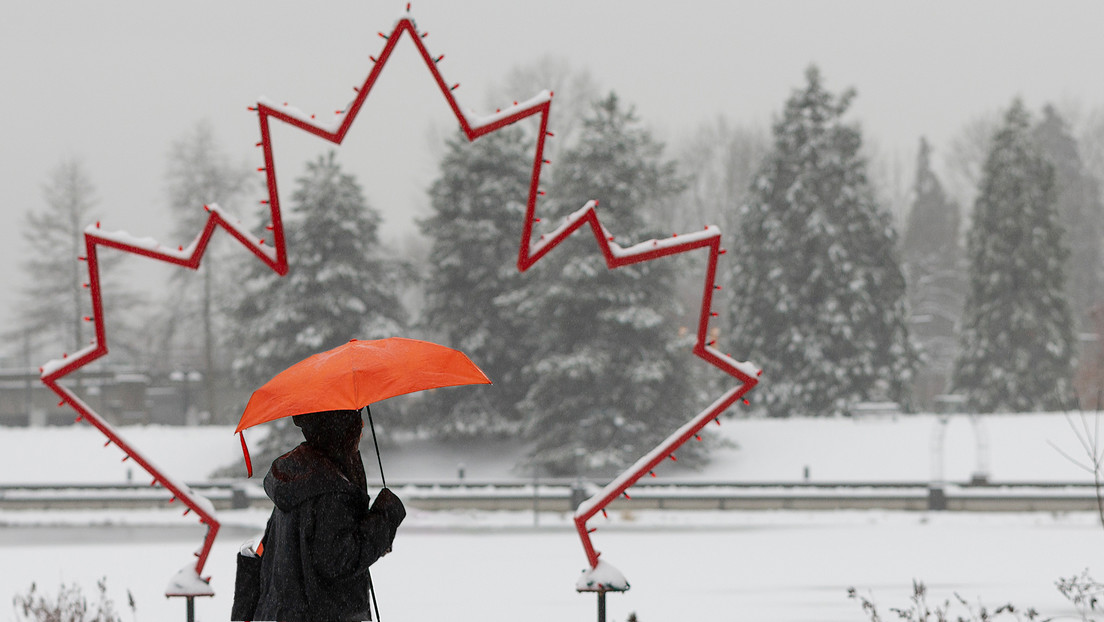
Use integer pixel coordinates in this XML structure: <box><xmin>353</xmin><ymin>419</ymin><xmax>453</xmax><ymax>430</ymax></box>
<box><xmin>37</xmin><ymin>3</ymin><xmax>759</xmax><ymax>604</ymax></box>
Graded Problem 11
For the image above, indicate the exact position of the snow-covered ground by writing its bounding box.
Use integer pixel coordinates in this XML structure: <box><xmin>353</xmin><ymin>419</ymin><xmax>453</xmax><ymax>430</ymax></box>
<box><xmin>1</xmin><ymin>412</ymin><xmax>1102</xmax><ymax>620</ymax></box>
<box><xmin>1</xmin><ymin>508</ymin><xmax>1100</xmax><ymax>621</ymax></box>
<box><xmin>0</xmin><ymin>412</ymin><xmax>1096</xmax><ymax>484</ymax></box>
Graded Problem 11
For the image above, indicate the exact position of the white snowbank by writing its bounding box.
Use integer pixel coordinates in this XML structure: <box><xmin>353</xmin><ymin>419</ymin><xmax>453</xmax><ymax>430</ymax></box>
<box><xmin>0</xmin><ymin>509</ymin><xmax>1099</xmax><ymax>622</ymax></box>
<box><xmin>2</xmin><ymin>425</ymin><xmax>244</xmax><ymax>484</ymax></box>
<box><xmin>651</xmin><ymin>411</ymin><xmax>1094</xmax><ymax>484</ymax></box>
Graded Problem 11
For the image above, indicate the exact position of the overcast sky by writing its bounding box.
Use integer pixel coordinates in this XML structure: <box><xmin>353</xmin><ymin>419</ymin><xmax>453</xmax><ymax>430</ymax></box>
<box><xmin>4</xmin><ymin>1</ymin><xmax>1104</xmax><ymax>362</ymax></box>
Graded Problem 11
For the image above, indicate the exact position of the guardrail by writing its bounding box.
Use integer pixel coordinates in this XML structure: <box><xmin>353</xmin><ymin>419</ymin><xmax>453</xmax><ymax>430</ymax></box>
<box><xmin>0</xmin><ymin>480</ymin><xmax>1100</xmax><ymax>513</ymax></box>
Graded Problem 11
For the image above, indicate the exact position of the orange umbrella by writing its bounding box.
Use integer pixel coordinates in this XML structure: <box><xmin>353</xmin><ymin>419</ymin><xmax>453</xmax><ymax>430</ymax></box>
<box><xmin>235</xmin><ymin>337</ymin><xmax>491</xmax><ymax>475</ymax></box>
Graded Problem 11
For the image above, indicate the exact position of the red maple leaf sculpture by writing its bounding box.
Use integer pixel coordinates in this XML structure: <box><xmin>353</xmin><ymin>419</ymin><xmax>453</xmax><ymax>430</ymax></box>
<box><xmin>38</xmin><ymin>4</ymin><xmax>759</xmax><ymax>600</ymax></box>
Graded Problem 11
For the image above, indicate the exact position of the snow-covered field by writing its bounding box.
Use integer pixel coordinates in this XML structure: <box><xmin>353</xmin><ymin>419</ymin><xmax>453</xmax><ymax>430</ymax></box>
<box><xmin>1</xmin><ymin>508</ymin><xmax>1101</xmax><ymax>621</ymax></box>
<box><xmin>1</xmin><ymin>412</ymin><xmax>1102</xmax><ymax>621</ymax></box>
<box><xmin>1</xmin><ymin>412</ymin><xmax>1098</xmax><ymax>484</ymax></box>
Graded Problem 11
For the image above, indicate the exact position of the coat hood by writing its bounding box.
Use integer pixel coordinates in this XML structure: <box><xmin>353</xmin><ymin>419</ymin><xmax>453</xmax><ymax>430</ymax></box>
<box><xmin>263</xmin><ymin>443</ymin><xmax>367</xmax><ymax>511</ymax></box>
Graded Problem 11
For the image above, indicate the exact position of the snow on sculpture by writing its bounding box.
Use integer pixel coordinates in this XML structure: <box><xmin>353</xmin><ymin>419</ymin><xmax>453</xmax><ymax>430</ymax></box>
<box><xmin>37</xmin><ymin>2</ymin><xmax>759</xmax><ymax>603</ymax></box>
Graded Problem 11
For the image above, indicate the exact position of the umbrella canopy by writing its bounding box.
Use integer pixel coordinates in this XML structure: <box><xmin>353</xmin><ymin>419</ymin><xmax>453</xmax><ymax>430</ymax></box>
<box><xmin>236</xmin><ymin>337</ymin><xmax>491</xmax><ymax>434</ymax></box>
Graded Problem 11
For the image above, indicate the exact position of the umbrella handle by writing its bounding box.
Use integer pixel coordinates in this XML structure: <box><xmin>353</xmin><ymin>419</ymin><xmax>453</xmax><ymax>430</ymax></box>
<box><xmin>365</xmin><ymin>405</ymin><xmax>386</xmax><ymax>488</ymax></box>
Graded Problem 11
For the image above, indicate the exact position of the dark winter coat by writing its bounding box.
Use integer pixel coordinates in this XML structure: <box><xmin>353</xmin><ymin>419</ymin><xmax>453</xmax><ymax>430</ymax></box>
<box><xmin>251</xmin><ymin>443</ymin><xmax>406</xmax><ymax>622</ymax></box>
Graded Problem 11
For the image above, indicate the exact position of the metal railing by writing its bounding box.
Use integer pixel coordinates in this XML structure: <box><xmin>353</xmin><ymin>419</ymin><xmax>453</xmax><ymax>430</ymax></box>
<box><xmin>0</xmin><ymin>480</ymin><xmax>1100</xmax><ymax>513</ymax></box>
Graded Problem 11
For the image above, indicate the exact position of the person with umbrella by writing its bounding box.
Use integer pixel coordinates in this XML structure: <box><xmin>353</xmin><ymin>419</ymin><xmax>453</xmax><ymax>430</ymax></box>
<box><xmin>248</xmin><ymin>408</ymin><xmax>405</xmax><ymax>621</ymax></box>
<box><xmin>232</xmin><ymin>338</ymin><xmax>491</xmax><ymax>621</ymax></box>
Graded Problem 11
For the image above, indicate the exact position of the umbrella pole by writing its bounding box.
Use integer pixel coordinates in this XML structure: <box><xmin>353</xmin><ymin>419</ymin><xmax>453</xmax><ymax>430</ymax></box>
<box><xmin>365</xmin><ymin>405</ymin><xmax>386</xmax><ymax>488</ymax></box>
<box><xmin>368</xmin><ymin>567</ymin><xmax>382</xmax><ymax>621</ymax></box>
<box><xmin>364</xmin><ymin>404</ymin><xmax>385</xmax><ymax>621</ymax></box>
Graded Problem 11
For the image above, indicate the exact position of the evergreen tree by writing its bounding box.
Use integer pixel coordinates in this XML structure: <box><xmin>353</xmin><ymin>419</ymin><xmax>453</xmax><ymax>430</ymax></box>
<box><xmin>515</xmin><ymin>93</ymin><xmax>695</xmax><ymax>475</ymax></box>
<box><xmin>230</xmin><ymin>152</ymin><xmax>411</xmax><ymax>462</ymax></box>
<box><xmin>1031</xmin><ymin>105</ymin><xmax>1103</xmax><ymax>330</ymax></box>
<box><xmin>953</xmin><ymin>100</ymin><xmax>1076</xmax><ymax>412</ymax></box>
<box><xmin>728</xmin><ymin>67</ymin><xmax>916</xmax><ymax>417</ymax></box>
<box><xmin>903</xmin><ymin>138</ymin><xmax>961</xmax><ymax>274</ymax></box>
<box><xmin>416</xmin><ymin>126</ymin><xmax>536</xmax><ymax>438</ymax></box>
<box><xmin>901</xmin><ymin>138</ymin><xmax>965</xmax><ymax>407</ymax></box>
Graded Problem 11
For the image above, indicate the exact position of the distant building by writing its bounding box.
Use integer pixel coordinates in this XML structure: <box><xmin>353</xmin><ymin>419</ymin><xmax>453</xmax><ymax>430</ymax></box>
<box><xmin>0</xmin><ymin>367</ymin><xmax>249</xmax><ymax>427</ymax></box>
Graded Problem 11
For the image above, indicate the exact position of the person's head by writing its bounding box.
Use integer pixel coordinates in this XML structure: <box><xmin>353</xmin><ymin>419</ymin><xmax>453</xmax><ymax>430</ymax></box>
<box><xmin>292</xmin><ymin>409</ymin><xmax>363</xmax><ymax>456</ymax></box>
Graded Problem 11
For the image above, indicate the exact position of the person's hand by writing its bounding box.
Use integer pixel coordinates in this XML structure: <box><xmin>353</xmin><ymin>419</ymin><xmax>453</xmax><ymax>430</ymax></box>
<box><xmin>372</xmin><ymin>487</ymin><xmax>406</xmax><ymax>523</ymax></box>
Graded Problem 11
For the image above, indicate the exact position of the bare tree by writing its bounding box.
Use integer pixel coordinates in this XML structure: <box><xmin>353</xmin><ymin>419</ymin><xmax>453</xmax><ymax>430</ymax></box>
<box><xmin>486</xmin><ymin>55</ymin><xmax>600</xmax><ymax>158</ymax></box>
<box><xmin>159</xmin><ymin>119</ymin><xmax>254</xmax><ymax>422</ymax></box>
<box><xmin>673</xmin><ymin>116</ymin><xmax>768</xmax><ymax>233</ymax></box>
<box><xmin>9</xmin><ymin>159</ymin><xmax>141</xmax><ymax>363</ymax></box>
<box><xmin>1054</xmin><ymin>99</ymin><xmax>1104</xmax><ymax>185</ymax></box>
<box><xmin>943</xmin><ymin>111</ymin><xmax>1000</xmax><ymax>219</ymax></box>
<box><xmin>1050</xmin><ymin>408</ymin><xmax>1104</xmax><ymax>530</ymax></box>
<box><xmin>670</xmin><ymin>118</ymin><xmax>769</xmax><ymax>384</ymax></box>
<box><xmin>15</xmin><ymin>158</ymin><xmax>97</xmax><ymax>357</ymax></box>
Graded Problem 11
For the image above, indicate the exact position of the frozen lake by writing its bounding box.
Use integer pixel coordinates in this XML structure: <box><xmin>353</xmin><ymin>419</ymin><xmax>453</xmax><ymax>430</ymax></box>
<box><xmin>1</xmin><ymin>508</ymin><xmax>1099</xmax><ymax>621</ymax></box>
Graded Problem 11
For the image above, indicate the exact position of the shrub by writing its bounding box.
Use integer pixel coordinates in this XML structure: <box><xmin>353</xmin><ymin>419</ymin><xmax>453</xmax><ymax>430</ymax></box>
<box><xmin>848</xmin><ymin>580</ymin><xmax>1040</xmax><ymax>621</ymax></box>
<box><xmin>12</xmin><ymin>578</ymin><xmax>134</xmax><ymax>622</ymax></box>
<box><xmin>1056</xmin><ymin>569</ymin><xmax>1104</xmax><ymax>621</ymax></box>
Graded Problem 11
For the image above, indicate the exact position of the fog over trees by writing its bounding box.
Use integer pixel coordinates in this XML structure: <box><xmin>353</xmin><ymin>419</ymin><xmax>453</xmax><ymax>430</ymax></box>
<box><xmin>9</xmin><ymin>57</ymin><xmax>1104</xmax><ymax>473</ymax></box>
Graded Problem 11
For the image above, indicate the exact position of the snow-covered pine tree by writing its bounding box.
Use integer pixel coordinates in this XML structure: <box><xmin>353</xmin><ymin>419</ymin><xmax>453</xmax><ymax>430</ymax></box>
<box><xmin>230</xmin><ymin>151</ymin><xmax>410</xmax><ymax>462</ymax></box>
<box><xmin>1031</xmin><ymin>105</ymin><xmax>1103</xmax><ymax>331</ymax></box>
<box><xmin>728</xmin><ymin>66</ymin><xmax>916</xmax><ymax>417</ymax></box>
<box><xmin>515</xmin><ymin>93</ymin><xmax>696</xmax><ymax>476</ymax></box>
<box><xmin>901</xmin><ymin>138</ymin><xmax>965</xmax><ymax>408</ymax></box>
<box><xmin>953</xmin><ymin>100</ymin><xmax>1076</xmax><ymax>413</ymax></box>
<box><xmin>416</xmin><ymin>126</ymin><xmax>536</xmax><ymax>438</ymax></box>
